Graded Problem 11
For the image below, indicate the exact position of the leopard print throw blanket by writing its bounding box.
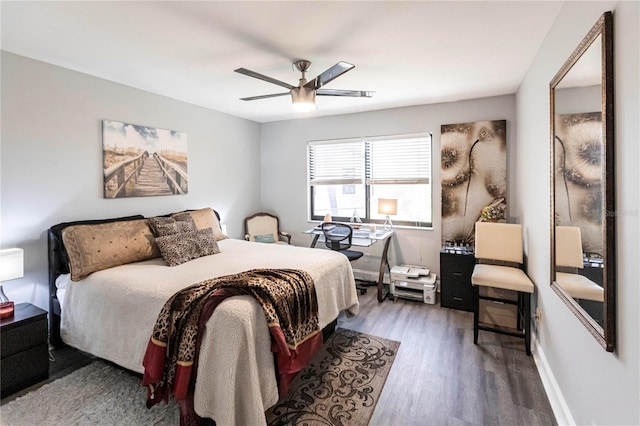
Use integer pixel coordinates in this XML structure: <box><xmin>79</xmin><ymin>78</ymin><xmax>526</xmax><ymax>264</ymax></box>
<box><xmin>142</xmin><ymin>268</ymin><xmax>322</xmax><ymax>425</ymax></box>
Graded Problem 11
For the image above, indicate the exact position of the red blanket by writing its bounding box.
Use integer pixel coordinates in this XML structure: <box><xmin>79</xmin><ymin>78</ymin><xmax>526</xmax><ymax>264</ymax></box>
<box><xmin>142</xmin><ymin>268</ymin><xmax>322</xmax><ymax>425</ymax></box>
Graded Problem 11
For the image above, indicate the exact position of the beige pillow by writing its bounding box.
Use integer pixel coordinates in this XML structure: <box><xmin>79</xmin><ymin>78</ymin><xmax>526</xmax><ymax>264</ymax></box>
<box><xmin>62</xmin><ymin>219</ymin><xmax>160</xmax><ymax>281</ymax></box>
<box><xmin>171</xmin><ymin>208</ymin><xmax>226</xmax><ymax>241</ymax></box>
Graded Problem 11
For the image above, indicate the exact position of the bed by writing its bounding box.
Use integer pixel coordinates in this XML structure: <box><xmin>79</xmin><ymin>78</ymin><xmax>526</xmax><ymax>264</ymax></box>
<box><xmin>47</xmin><ymin>208</ymin><xmax>359</xmax><ymax>426</ymax></box>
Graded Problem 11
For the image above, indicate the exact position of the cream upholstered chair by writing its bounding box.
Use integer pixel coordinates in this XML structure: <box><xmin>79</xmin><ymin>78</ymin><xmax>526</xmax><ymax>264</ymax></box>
<box><xmin>471</xmin><ymin>222</ymin><xmax>534</xmax><ymax>355</ymax></box>
<box><xmin>555</xmin><ymin>226</ymin><xmax>603</xmax><ymax>302</ymax></box>
<box><xmin>244</xmin><ymin>212</ymin><xmax>291</xmax><ymax>244</ymax></box>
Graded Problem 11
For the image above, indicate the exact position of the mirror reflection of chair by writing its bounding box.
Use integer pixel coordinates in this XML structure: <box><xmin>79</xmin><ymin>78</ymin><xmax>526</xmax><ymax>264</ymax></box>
<box><xmin>555</xmin><ymin>226</ymin><xmax>604</xmax><ymax>302</ymax></box>
<box><xmin>244</xmin><ymin>212</ymin><xmax>291</xmax><ymax>244</ymax></box>
<box><xmin>321</xmin><ymin>222</ymin><xmax>366</xmax><ymax>294</ymax></box>
<box><xmin>471</xmin><ymin>222</ymin><xmax>535</xmax><ymax>355</ymax></box>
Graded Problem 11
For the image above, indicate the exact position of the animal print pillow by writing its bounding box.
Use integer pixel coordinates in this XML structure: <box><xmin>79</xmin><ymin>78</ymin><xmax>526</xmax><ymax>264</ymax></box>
<box><xmin>155</xmin><ymin>228</ymin><xmax>220</xmax><ymax>266</ymax></box>
<box><xmin>171</xmin><ymin>208</ymin><xmax>227</xmax><ymax>241</ymax></box>
<box><xmin>147</xmin><ymin>216</ymin><xmax>194</xmax><ymax>237</ymax></box>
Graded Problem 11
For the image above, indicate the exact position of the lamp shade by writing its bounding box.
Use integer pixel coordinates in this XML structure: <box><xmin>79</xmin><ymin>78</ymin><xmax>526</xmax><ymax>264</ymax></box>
<box><xmin>291</xmin><ymin>86</ymin><xmax>316</xmax><ymax>112</ymax></box>
<box><xmin>0</xmin><ymin>248</ymin><xmax>24</xmax><ymax>281</ymax></box>
<box><xmin>377</xmin><ymin>198</ymin><xmax>398</xmax><ymax>216</ymax></box>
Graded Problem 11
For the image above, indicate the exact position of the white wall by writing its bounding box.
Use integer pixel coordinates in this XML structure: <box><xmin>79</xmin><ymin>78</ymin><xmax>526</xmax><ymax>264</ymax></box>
<box><xmin>2</xmin><ymin>5</ymin><xmax>638</xmax><ymax>420</ymax></box>
<box><xmin>516</xmin><ymin>1</ymin><xmax>639</xmax><ymax>424</ymax></box>
<box><xmin>260</xmin><ymin>96</ymin><xmax>516</xmax><ymax>280</ymax></box>
<box><xmin>0</xmin><ymin>52</ymin><xmax>262</xmax><ymax>311</ymax></box>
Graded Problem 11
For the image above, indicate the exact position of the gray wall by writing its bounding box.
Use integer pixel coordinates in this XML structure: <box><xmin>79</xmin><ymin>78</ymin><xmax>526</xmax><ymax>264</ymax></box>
<box><xmin>259</xmin><ymin>96</ymin><xmax>517</xmax><ymax>281</ymax></box>
<box><xmin>2</xmin><ymin>4</ymin><xmax>638</xmax><ymax>421</ymax></box>
<box><xmin>515</xmin><ymin>1</ymin><xmax>639</xmax><ymax>424</ymax></box>
<box><xmin>0</xmin><ymin>52</ymin><xmax>262</xmax><ymax>310</ymax></box>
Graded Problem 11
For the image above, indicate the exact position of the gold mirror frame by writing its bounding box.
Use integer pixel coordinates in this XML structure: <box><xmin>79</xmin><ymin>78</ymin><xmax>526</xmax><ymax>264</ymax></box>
<box><xmin>550</xmin><ymin>11</ymin><xmax>615</xmax><ymax>351</ymax></box>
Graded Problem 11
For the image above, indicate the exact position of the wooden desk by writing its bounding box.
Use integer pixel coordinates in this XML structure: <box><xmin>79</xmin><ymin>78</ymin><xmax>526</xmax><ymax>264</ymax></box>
<box><xmin>305</xmin><ymin>227</ymin><xmax>394</xmax><ymax>302</ymax></box>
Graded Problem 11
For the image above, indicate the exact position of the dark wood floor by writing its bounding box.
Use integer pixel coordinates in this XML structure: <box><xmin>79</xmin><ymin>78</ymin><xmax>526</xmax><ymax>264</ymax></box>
<box><xmin>339</xmin><ymin>289</ymin><xmax>556</xmax><ymax>425</ymax></box>
<box><xmin>2</xmin><ymin>289</ymin><xmax>556</xmax><ymax>425</ymax></box>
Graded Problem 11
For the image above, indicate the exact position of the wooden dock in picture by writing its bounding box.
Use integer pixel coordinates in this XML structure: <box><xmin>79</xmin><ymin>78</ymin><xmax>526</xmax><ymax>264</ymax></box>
<box><xmin>104</xmin><ymin>152</ymin><xmax>188</xmax><ymax>198</ymax></box>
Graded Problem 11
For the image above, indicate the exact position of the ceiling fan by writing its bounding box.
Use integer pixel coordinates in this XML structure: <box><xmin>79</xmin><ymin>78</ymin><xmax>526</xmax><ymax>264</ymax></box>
<box><xmin>234</xmin><ymin>60</ymin><xmax>374</xmax><ymax>112</ymax></box>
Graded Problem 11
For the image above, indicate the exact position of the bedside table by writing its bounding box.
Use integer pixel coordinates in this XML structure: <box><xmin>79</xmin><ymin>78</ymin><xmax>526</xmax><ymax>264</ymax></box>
<box><xmin>1</xmin><ymin>303</ymin><xmax>49</xmax><ymax>397</ymax></box>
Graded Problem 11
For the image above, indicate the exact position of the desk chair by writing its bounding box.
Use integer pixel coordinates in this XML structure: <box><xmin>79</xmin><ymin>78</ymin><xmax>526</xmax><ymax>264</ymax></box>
<box><xmin>321</xmin><ymin>222</ymin><xmax>366</xmax><ymax>294</ymax></box>
<box><xmin>471</xmin><ymin>222</ymin><xmax>534</xmax><ymax>355</ymax></box>
<box><xmin>555</xmin><ymin>226</ymin><xmax>604</xmax><ymax>302</ymax></box>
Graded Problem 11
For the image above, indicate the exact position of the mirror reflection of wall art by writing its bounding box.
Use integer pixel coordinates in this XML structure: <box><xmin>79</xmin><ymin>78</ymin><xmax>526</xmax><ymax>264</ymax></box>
<box><xmin>554</xmin><ymin>111</ymin><xmax>603</xmax><ymax>255</ymax></box>
<box><xmin>102</xmin><ymin>120</ymin><xmax>188</xmax><ymax>198</ymax></box>
<box><xmin>440</xmin><ymin>119</ymin><xmax>507</xmax><ymax>245</ymax></box>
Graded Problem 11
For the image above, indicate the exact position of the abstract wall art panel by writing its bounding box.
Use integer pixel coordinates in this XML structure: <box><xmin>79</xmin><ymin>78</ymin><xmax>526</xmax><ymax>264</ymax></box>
<box><xmin>441</xmin><ymin>119</ymin><xmax>507</xmax><ymax>245</ymax></box>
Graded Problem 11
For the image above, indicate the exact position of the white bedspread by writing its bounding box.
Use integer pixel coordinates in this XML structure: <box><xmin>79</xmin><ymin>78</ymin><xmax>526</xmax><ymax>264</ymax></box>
<box><xmin>61</xmin><ymin>238</ymin><xmax>359</xmax><ymax>426</ymax></box>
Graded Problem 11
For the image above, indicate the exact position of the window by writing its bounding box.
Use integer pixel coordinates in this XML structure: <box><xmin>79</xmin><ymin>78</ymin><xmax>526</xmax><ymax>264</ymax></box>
<box><xmin>308</xmin><ymin>133</ymin><xmax>432</xmax><ymax>228</ymax></box>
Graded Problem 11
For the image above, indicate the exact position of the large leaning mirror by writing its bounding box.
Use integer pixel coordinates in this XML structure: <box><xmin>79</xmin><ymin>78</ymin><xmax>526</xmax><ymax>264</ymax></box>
<box><xmin>550</xmin><ymin>11</ymin><xmax>615</xmax><ymax>351</ymax></box>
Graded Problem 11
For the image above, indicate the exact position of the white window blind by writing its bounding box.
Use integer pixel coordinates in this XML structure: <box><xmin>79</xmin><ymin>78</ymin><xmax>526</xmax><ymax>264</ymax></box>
<box><xmin>308</xmin><ymin>139</ymin><xmax>364</xmax><ymax>186</ymax></box>
<box><xmin>308</xmin><ymin>133</ymin><xmax>432</xmax><ymax>226</ymax></box>
<box><xmin>365</xmin><ymin>135</ymin><xmax>431</xmax><ymax>185</ymax></box>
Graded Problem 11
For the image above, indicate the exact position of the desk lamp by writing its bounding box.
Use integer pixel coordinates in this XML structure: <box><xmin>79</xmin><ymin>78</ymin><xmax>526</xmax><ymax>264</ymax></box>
<box><xmin>378</xmin><ymin>198</ymin><xmax>397</xmax><ymax>231</ymax></box>
<box><xmin>0</xmin><ymin>248</ymin><xmax>24</xmax><ymax>319</ymax></box>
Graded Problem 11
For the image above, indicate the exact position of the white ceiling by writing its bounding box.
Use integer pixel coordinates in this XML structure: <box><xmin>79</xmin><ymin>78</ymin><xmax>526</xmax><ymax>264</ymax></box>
<box><xmin>1</xmin><ymin>1</ymin><xmax>563</xmax><ymax>123</ymax></box>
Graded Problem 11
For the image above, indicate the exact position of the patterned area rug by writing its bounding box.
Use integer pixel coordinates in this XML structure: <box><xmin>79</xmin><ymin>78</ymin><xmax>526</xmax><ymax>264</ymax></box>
<box><xmin>0</xmin><ymin>328</ymin><xmax>398</xmax><ymax>426</ymax></box>
<box><xmin>266</xmin><ymin>328</ymin><xmax>400</xmax><ymax>426</ymax></box>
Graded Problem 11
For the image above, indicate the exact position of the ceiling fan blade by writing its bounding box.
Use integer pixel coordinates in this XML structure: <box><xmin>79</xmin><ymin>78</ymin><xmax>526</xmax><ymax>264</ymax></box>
<box><xmin>305</xmin><ymin>61</ymin><xmax>355</xmax><ymax>89</ymax></box>
<box><xmin>234</xmin><ymin>68</ymin><xmax>294</xmax><ymax>90</ymax></box>
<box><xmin>239</xmin><ymin>92</ymin><xmax>290</xmax><ymax>101</ymax></box>
<box><xmin>316</xmin><ymin>89</ymin><xmax>375</xmax><ymax>97</ymax></box>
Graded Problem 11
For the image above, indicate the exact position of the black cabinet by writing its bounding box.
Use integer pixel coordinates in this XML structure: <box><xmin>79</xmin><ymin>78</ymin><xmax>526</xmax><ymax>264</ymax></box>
<box><xmin>1</xmin><ymin>303</ymin><xmax>49</xmax><ymax>397</ymax></box>
<box><xmin>440</xmin><ymin>250</ymin><xmax>476</xmax><ymax>312</ymax></box>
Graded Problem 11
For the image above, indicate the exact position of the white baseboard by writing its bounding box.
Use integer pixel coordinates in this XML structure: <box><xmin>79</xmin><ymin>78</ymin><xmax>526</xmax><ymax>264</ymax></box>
<box><xmin>532</xmin><ymin>331</ymin><xmax>575</xmax><ymax>425</ymax></box>
<box><xmin>352</xmin><ymin>268</ymin><xmax>390</xmax><ymax>283</ymax></box>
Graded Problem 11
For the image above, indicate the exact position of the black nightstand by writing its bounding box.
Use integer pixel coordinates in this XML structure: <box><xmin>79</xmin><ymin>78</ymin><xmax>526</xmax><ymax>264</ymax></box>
<box><xmin>1</xmin><ymin>303</ymin><xmax>49</xmax><ymax>397</ymax></box>
<box><xmin>440</xmin><ymin>248</ymin><xmax>476</xmax><ymax>312</ymax></box>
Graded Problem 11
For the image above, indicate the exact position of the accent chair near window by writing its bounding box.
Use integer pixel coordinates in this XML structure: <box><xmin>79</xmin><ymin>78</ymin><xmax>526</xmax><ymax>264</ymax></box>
<box><xmin>244</xmin><ymin>212</ymin><xmax>291</xmax><ymax>244</ymax></box>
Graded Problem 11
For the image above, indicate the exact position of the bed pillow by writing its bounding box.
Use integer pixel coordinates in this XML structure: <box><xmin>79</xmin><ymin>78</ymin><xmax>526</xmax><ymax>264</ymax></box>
<box><xmin>149</xmin><ymin>215</ymin><xmax>221</xmax><ymax>266</ymax></box>
<box><xmin>62</xmin><ymin>219</ymin><xmax>160</xmax><ymax>281</ymax></box>
<box><xmin>171</xmin><ymin>208</ymin><xmax>227</xmax><ymax>241</ymax></box>
<box><xmin>155</xmin><ymin>228</ymin><xmax>220</xmax><ymax>266</ymax></box>
<box><xmin>253</xmin><ymin>234</ymin><xmax>276</xmax><ymax>243</ymax></box>
<box><xmin>147</xmin><ymin>216</ymin><xmax>194</xmax><ymax>237</ymax></box>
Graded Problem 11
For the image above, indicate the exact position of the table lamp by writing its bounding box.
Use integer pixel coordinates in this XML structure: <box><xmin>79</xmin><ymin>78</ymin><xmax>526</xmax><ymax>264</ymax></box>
<box><xmin>378</xmin><ymin>198</ymin><xmax>398</xmax><ymax>231</ymax></box>
<box><xmin>0</xmin><ymin>248</ymin><xmax>24</xmax><ymax>319</ymax></box>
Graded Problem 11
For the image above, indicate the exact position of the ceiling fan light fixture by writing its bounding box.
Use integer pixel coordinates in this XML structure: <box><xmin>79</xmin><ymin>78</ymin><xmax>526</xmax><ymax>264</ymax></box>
<box><xmin>236</xmin><ymin>60</ymin><xmax>370</xmax><ymax>110</ymax></box>
<box><xmin>291</xmin><ymin>86</ymin><xmax>316</xmax><ymax>112</ymax></box>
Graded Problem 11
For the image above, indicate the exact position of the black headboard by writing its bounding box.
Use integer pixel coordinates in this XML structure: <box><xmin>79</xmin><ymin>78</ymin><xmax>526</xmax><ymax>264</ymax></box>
<box><xmin>47</xmin><ymin>209</ymin><xmax>220</xmax><ymax>348</ymax></box>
